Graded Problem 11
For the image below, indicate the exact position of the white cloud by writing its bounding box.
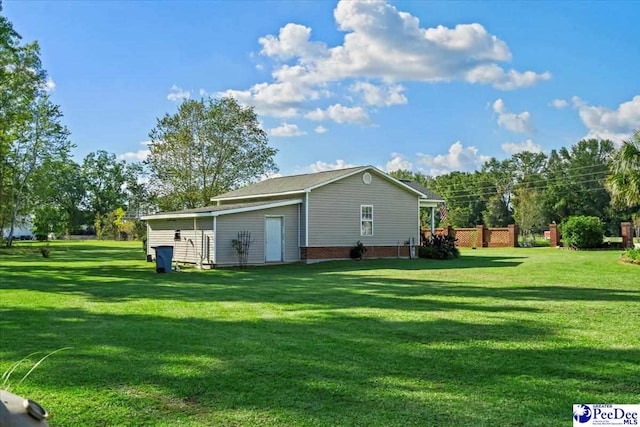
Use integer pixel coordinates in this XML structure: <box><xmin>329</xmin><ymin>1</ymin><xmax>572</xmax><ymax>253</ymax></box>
<box><xmin>492</xmin><ymin>98</ymin><xmax>532</xmax><ymax>133</ymax></box>
<box><xmin>222</xmin><ymin>0</ymin><xmax>549</xmax><ymax>122</ymax></box>
<box><xmin>305</xmin><ymin>103</ymin><xmax>371</xmax><ymax>125</ymax></box>
<box><xmin>417</xmin><ymin>141</ymin><xmax>490</xmax><ymax>176</ymax></box>
<box><xmin>350</xmin><ymin>82</ymin><xmax>407</xmax><ymax>106</ymax></box>
<box><xmin>167</xmin><ymin>85</ymin><xmax>191</xmax><ymax>102</ymax></box>
<box><xmin>501</xmin><ymin>139</ymin><xmax>543</xmax><ymax>155</ymax></box>
<box><xmin>314</xmin><ymin>125</ymin><xmax>328</xmax><ymax>134</ymax></box>
<box><xmin>466</xmin><ymin>66</ymin><xmax>551</xmax><ymax>90</ymax></box>
<box><xmin>385</xmin><ymin>153</ymin><xmax>413</xmax><ymax>172</ymax></box>
<box><xmin>43</xmin><ymin>77</ymin><xmax>56</xmax><ymax>93</ymax></box>
<box><xmin>259</xmin><ymin>23</ymin><xmax>327</xmax><ymax>60</ymax></box>
<box><xmin>303</xmin><ymin>159</ymin><xmax>356</xmax><ymax>173</ymax></box>
<box><xmin>118</xmin><ymin>149</ymin><xmax>150</xmax><ymax>162</ymax></box>
<box><xmin>549</xmin><ymin>98</ymin><xmax>568</xmax><ymax>109</ymax></box>
<box><xmin>269</xmin><ymin>123</ymin><xmax>307</xmax><ymax>137</ymax></box>
<box><xmin>218</xmin><ymin>81</ymin><xmax>311</xmax><ymax>118</ymax></box>
<box><xmin>572</xmin><ymin>95</ymin><xmax>640</xmax><ymax>143</ymax></box>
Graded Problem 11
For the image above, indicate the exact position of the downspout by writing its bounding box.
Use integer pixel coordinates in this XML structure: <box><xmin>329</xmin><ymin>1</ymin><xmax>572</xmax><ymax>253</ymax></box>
<box><xmin>305</xmin><ymin>191</ymin><xmax>309</xmax><ymax>247</ymax></box>
<box><xmin>194</xmin><ymin>217</ymin><xmax>201</xmax><ymax>269</ymax></box>
<box><xmin>297</xmin><ymin>203</ymin><xmax>301</xmax><ymax>261</ymax></box>
<box><xmin>417</xmin><ymin>197</ymin><xmax>421</xmax><ymax>244</ymax></box>
<box><xmin>213</xmin><ymin>216</ymin><xmax>217</xmax><ymax>265</ymax></box>
<box><xmin>146</xmin><ymin>222</ymin><xmax>150</xmax><ymax>256</ymax></box>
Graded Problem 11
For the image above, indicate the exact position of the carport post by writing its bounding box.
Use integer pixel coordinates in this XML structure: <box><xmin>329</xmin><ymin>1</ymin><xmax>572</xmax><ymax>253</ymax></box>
<box><xmin>430</xmin><ymin>206</ymin><xmax>435</xmax><ymax>240</ymax></box>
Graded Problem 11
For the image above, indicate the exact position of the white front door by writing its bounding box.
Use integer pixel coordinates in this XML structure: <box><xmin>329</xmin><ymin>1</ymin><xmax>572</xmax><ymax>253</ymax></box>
<box><xmin>265</xmin><ymin>217</ymin><xmax>283</xmax><ymax>262</ymax></box>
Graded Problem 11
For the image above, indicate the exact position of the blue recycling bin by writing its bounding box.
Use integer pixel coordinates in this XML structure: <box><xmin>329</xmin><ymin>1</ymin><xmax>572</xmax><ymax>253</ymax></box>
<box><xmin>152</xmin><ymin>245</ymin><xmax>174</xmax><ymax>273</ymax></box>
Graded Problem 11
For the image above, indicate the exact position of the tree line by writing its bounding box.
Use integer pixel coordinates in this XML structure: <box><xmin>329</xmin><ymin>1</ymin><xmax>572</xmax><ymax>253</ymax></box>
<box><xmin>391</xmin><ymin>133</ymin><xmax>640</xmax><ymax>238</ymax></box>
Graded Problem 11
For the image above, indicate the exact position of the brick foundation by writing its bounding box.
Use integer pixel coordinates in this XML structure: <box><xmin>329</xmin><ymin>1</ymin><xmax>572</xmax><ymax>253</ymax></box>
<box><xmin>301</xmin><ymin>245</ymin><xmax>411</xmax><ymax>261</ymax></box>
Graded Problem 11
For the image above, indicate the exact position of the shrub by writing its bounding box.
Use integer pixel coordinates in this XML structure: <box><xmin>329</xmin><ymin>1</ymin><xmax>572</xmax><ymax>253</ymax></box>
<box><xmin>419</xmin><ymin>234</ymin><xmax>460</xmax><ymax>260</ymax></box>
<box><xmin>621</xmin><ymin>249</ymin><xmax>640</xmax><ymax>264</ymax></box>
<box><xmin>560</xmin><ymin>216</ymin><xmax>604</xmax><ymax>249</ymax></box>
<box><xmin>350</xmin><ymin>241</ymin><xmax>367</xmax><ymax>260</ymax></box>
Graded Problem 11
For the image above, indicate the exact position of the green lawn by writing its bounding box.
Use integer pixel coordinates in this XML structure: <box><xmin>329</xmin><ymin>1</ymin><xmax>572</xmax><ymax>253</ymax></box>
<box><xmin>1</xmin><ymin>241</ymin><xmax>638</xmax><ymax>426</ymax></box>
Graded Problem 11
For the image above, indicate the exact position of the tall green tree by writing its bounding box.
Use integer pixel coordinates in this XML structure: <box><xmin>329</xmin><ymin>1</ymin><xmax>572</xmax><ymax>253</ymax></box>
<box><xmin>540</xmin><ymin>139</ymin><xmax>614</xmax><ymax>227</ymax></box>
<box><xmin>430</xmin><ymin>171</ymin><xmax>484</xmax><ymax>227</ymax></box>
<box><xmin>147</xmin><ymin>97</ymin><xmax>278</xmax><ymax>210</ymax></box>
<box><xmin>513</xmin><ymin>187</ymin><xmax>544</xmax><ymax>241</ymax></box>
<box><xmin>82</xmin><ymin>150</ymin><xmax>129</xmax><ymax>230</ymax></box>
<box><xmin>1</xmin><ymin>4</ymin><xmax>53</xmax><ymax>242</ymax></box>
<box><xmin>4</xmin><ymin>94</ymin><xmax>71</xmax><ymax>246</ymax></box>
<box><xmin>32</xmin><ymin>156</ymin><xmax>86</xmax><ymax>236</ymax></box>
<box><xmin>606</xmin><ymin>130</ymin><xmax>640</xmax><ymax>210</ymax></box>
<box><xmin>478</xmin><ymin>158</ymin><xmax>516</xmax><ymax>226</ymax></box>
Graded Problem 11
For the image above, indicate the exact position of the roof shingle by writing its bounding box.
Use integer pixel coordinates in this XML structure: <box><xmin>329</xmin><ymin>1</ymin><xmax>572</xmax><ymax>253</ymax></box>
<box><xmin>213</xmin><ymin>166</ymin><xmax>366</xmax><ymax>200</ymax></box>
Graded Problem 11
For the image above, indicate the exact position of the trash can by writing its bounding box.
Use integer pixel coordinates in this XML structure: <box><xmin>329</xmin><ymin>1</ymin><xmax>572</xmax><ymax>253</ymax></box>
<box><xmin>152</xmin><ymin>245</ymin><xmax>174</xmax><ymax>273</ymax></box>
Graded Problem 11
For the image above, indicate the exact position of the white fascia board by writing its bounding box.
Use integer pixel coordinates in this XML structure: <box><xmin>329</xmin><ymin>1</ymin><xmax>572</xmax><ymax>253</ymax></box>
<box><xmin>211</xmin><ymin>189</ymin><xmax>305</xmax><ymax>202</ymax></box>
<box><xmin>214</xmin><ymin>199</ymin><xmax>303</xmax><ymax>216</ymax></box>
<box><xmin>141</xmin><ymin>199</ymin><xmax>303</xmax><ymax>221</ymax></box>
<box><xmin>420</xmin><ymin>199</ymin><xmax>445</xmax><ymax>208</ymax></box>
<box><xmin>141</xmin><ymin>212</ymin><xmax>215</xmax><ymax>221</ymax></box>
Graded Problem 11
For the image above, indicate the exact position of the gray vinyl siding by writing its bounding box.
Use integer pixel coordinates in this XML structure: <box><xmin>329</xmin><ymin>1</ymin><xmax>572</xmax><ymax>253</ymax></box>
<box><xmin>215</xmin><ymin>204</ymin><xmax>299</xmax><ymax>266</ymax></box>
<box><xmin>147</xmin><ymin>218</ymin><xmax>214</xmax><ymax>264</ymax></box>
<box><xmin>307</xmin><ymin>172</ymin><xmax>419</xmax><ymax>247</ymax></box>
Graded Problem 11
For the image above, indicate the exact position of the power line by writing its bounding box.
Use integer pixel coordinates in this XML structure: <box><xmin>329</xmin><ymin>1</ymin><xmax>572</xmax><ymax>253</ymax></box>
<box><xmin>434</xmin><ymin>168</ymin><xmax>609</xmax><ymax>198</ymax></box>
<box><xmin>439</xmin><ymin>176</ymin><xmax>610</xmax><ymax>203</ymax></box>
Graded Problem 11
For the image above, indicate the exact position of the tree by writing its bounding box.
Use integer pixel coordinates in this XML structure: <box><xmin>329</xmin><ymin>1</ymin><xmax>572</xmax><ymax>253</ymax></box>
<box><xmin>123</xmin><ymin>162</ymin><xmax>156</xmax><ymax>218</ymax></box>
<box><xmin>483</xmin><ymin>195</ymin><xmax>513</xmax><ymax>227</ymax></box>
<box><xmin>147</xmin><ymin>97</ymin><xmax>278</xmax><ymax>210</ymax></box>
<box><xmin>82</xmin><ymin>150</ymin><xmax>129</xmax><ymax>230</ymax></box>
<box><xmin>540</xmin><ymin>139</ymin><xmax>614</xmax><ymax>228</ymax></box>
<box><xmin>513</xmin><ymin>187</ymin><xmax>544</xmax><ymax>242</ymax></box>
<box><xmin>4</xmin><ymin>94</ymin><xmax>71</xmax><ymax>246</ymax></box>
<box><xmin>1</xmin><ymin>6</ymin><xmax>65</xmax><ymax>245</ymax></box>
<box><xmin>606</xmin><ymin>130</ymin><xmax>640</xmax><ymax>210</ymax></box>
<box><xmin>430</xmin><ymin>171</ymin><xmax>484</xmax><ymax>227</ymax></box>
<box><xmin>478</xmin><ymin>158</ymin><xmax>516</xmax><ymax>226</ymax></box>
<box><xmin>32</xmin><ymin>156</ymin><xmax>86</xmax><ymax>236</ymax></box>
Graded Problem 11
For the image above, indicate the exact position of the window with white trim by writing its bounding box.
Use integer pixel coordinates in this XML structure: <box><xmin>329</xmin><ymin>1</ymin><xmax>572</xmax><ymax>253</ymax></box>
<box><xmin>361</xmin><ymin>205</ymin><xmax>373</xmax><ymax>236</ymax></box>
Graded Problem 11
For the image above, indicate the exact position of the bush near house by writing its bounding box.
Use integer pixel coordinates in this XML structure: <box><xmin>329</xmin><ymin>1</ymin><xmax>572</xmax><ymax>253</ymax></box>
<box><xmin>560</xmin><ymin>215</ymin><xmax>604</xmax><ymax>249</ymax></box>
<box><xmin>621</xmin><ymin>249</ymin><xmax>640</xmax><ymax>264</ymax></box>
<box><xmin>350</xmin><ymin>241</ymin><xmax>367</xmax><ymax>260</ymax></box>
<box><xmin>419</xmin><ymin>234</ymin><xmax>460</xmax><ymax>259</ymax></box>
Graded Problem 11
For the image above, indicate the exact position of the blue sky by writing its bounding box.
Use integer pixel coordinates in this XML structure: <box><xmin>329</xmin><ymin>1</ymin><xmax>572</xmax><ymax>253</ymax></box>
<box><xmin>5</xmin><ymin>0</ymin><xmax>640</xmax><ymax>176</ymax></box>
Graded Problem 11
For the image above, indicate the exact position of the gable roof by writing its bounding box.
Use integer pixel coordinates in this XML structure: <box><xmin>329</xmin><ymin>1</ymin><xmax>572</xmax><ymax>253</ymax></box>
<box><xmin>141</xmin><ymin>199</ymin><xmax>302</xmax><ymax>220</ymax></box>
<box><xmin>399</xmin><ymin>180</ymin><xmax>444</xmax><ymax>202</ymax></box>
<box><xmin>213</xmin><ymin>165</ymin><xmax>426</xmax><ymax>201</ymax></box>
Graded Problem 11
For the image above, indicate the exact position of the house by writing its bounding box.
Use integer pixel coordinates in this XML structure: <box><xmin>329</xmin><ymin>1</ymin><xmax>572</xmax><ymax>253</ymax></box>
<box><xmin>141</xmin><ymin>166</ymin><xmax>444</xmax><ymax>267</ymax></box>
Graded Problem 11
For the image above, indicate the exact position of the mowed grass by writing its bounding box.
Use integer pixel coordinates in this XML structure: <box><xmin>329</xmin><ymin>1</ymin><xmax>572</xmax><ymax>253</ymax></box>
<box><xmin>0</xmin><ymin>241</ymin><xmax>638</xmax><ymax>426</ymax></box>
